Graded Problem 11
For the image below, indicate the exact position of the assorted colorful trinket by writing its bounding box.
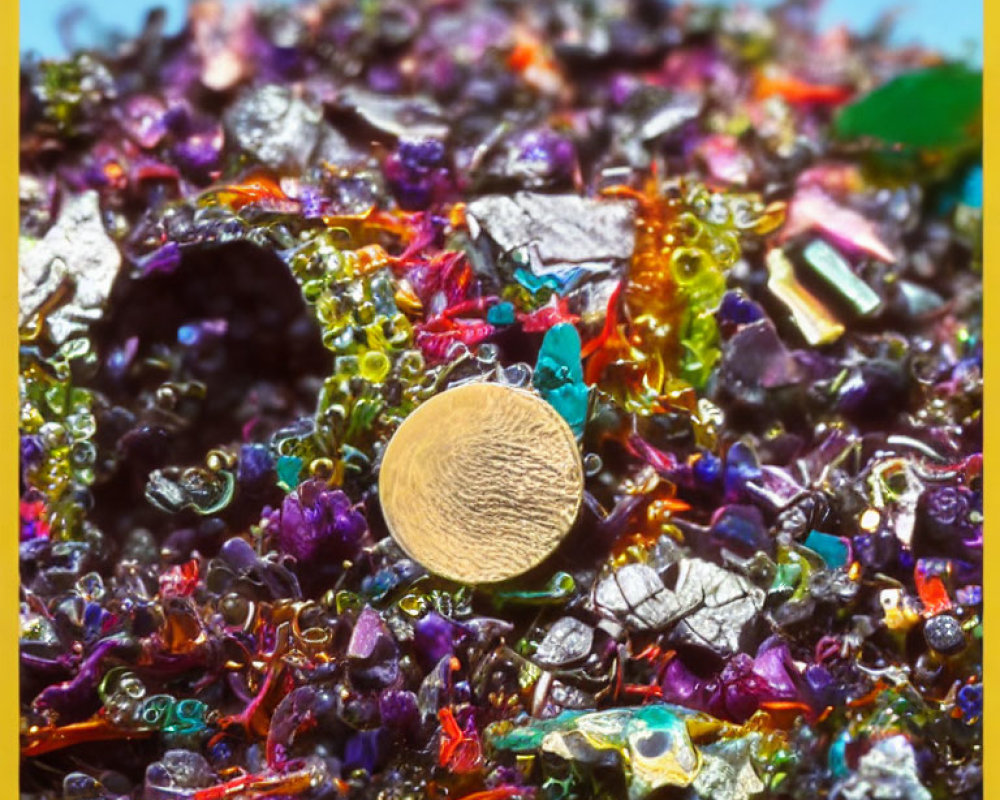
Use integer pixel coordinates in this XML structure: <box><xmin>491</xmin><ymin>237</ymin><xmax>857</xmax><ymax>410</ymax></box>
<box><xmin>19</xmin><ymin>1</ymin><xmax>981</xmax><ymax>799</ymax></box>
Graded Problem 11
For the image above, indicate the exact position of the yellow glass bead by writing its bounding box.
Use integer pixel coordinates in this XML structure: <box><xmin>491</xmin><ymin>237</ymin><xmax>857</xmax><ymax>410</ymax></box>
<box><xmin>359</xmin><ymin>351</ymin><xmax>391</xmax><ymax>383</ymax></box>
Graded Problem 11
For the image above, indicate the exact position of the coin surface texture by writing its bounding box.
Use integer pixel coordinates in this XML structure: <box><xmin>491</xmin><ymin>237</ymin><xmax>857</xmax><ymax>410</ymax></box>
<box><xmin>379</xmin><ymin>381</ymin><xmax>584</xmax><ymax>584</ymax></box>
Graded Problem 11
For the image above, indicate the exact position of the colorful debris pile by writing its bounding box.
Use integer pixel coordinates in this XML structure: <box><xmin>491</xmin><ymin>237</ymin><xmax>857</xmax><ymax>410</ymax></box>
<box><xmin>19</xmin><ymin>1</ymin><xmax>982</xmax><ymax>798</ymax></box>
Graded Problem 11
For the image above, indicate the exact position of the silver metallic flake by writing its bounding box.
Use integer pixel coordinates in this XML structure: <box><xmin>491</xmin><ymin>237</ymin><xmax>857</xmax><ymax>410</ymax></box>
<box><xmin>19</xmin><ymin>191</ymin><xmax>122</xmax><ymax>345</ymax></box>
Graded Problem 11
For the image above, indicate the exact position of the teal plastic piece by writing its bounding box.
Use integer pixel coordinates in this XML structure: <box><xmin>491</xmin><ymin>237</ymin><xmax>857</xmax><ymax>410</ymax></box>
<box><xmin>493</xmin><ymin>571</ymin><xmax>575</xmax><ymax>607</ymax></box>
<box><xmin>937</xmin><ymin>163</ymin><xmax>983</xmax><ymax>214</ymax></box>
<box><xmin>514</xmin><ymin>267</ymin><xmax>562</xmax><ymax>294</ymax></box>
<box><xmin>803</xmin><ymin>530</ymin><xmax>850</xmax><ymax>569</ymax></box>
<box><xmin>487</xmin><ymin>301</ymin><xmax>516</xmax><ymax>325</ymax></box>
<box><xmin>533</xmin><ymin>323</ymin><xmax>588</xmax><ymax>437</ymax></box>
<box><xmin>276</xmin><ymin>455</ymin><xmax>304</xmax><ymax>491</ymax></box>
<box><xmin>827</xmin><ymin>731</ymin><xmax>850</xmax><ymax>779</ymax></box>
<box><xmin>962</xmin><ymin>164</ymin><xmax>983</xmax><ymax>209</ymax></box>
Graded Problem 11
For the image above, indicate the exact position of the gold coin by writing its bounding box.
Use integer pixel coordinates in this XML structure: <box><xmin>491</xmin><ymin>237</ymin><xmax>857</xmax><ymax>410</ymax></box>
<box><xmin>379</xmin><ymin>381</ymin><xmax>584</xmax><ymax>584</ymax></box>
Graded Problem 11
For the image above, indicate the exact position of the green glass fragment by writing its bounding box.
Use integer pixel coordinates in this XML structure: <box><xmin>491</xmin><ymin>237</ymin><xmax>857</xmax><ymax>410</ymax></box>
<box><xmin>44</xmin><ymin>385</ymin><xmax>67</xmax><ymax>416</ymax></box>
<box><xmin>769</xmin><ymin>562</ymin><xmax>803</xmax><ymax>594</ymax></box>
<box><xmin>776</xmin><ymin>548</ymin><xmax>814</xmax><ymax>604</ymax></box>
<box><xmin>335</xmin><ymin>590</ymin><xmax>365</xmax><ymax>614</ymax></box>
<box><xmin>345</xmin><ymin>396</ymin><xmax>385</xmax><ymax>440</ymax></box>
<box><xmin>493</xmin><ymin>571</ymin><xmax>575</xmax><ymax>607</ymax></box>
<box><xmin>802</xmin><ymin>240</ymin><xmax>882</xmax><ymax>317</ymax></box>
<box><xmin>834</xmin><ymin>65</ymin><xmax>982</xmax><ymax>151</ymax></box>
<box><xmin>533</xmin><ymin>323</ymin><xmax>589</xmax><ymax>437</ymax></box>
<box><xmin>679</xmin><ymin>311</ymin><xmax>721</xmax><ymax>388</ymax></box>
<box><xmin>34</xmin><ymin>55</ymin><xmax>115</xmax><ymax>136</ymax></box>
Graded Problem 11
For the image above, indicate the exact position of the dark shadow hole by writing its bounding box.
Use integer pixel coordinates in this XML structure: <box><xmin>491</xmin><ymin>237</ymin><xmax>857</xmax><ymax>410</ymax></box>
<box><xmin>88</xmin><ymin>241</ymin><xmax>331</xmax><ymax>548</ymax></box>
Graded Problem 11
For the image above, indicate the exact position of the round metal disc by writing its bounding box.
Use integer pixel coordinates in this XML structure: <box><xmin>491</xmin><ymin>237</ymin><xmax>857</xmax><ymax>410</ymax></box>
<box><xmin>379</xmin><ymin>381</ymin><xmax>584</xmax><ymax>584</ymax></box>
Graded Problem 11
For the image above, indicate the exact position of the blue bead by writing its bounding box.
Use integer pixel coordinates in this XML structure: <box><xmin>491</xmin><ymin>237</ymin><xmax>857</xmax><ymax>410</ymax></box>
<box><xmin>957</xmin><ymin>684</ymin><xmax>983</xmax><ymax>723</ymax></box>
<box><xmin>692</xmin><ymin>451</ymin><xmax>722</xmax><ymax>485</ymax></box>
<box><xmin>718</xmin><ymin>290</ymin><xmax>765</xmax><ymax>326</ymax></box>
<box><xmin>723</xmin><ymin>442</ymin><xmax>761</xmax><ymax>498</ymax></box>
<box><xmin>710</xmin><ymin>504</ymin><xmax>770</xmax><ymax>555</ymax></box>
<box><xmin>398</xmin><ymin>138</ymin><xmax>445</xmax><ymax>169</ymax></box>
<box><xmin>177</xmin><ymin>324</ymin><xmax>199</xmax><ymax>346</ymax></box>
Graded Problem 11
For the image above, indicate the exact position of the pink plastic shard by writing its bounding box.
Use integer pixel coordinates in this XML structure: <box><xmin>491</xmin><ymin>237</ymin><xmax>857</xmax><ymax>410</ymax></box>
<box><xmin>782</xmin><ymin>185</ymin><xmax>895</xmax><ymax>263</ymax></box>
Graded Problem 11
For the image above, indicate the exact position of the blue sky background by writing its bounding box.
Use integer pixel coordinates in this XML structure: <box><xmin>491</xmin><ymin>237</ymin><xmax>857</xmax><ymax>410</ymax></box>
<box><xmin>21</xmin><ymin>0</ymin><xmax>982</xmax><ymax>63</ymax></box>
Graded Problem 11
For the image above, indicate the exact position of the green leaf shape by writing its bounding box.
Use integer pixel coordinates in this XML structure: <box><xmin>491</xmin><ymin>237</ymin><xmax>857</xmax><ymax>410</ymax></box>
<box><xmin>835</xmin><ymin>64</ymin><xmax>981</xmax><ymax>151</ymax></box>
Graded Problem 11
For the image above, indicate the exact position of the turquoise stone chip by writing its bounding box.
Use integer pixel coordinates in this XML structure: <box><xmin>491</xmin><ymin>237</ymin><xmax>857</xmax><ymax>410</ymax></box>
<box><xmin>962</xmin><ymin>165</ymin><xmax>983</xmax><ymax>209</ymax></box>
<box><xmin>514</xmin><ymin>267</ymin><xmax>562</xmax><ymax>294</ymax></box>
<box><xmin>487</xmin><ymin>301</ymin><xmax>516</xmax><ymax>325</ymax></box>
<box><xmin>803</xmin><ymin>530</ymin><xmax>850</xmax><ymax>569</ymax></box>
<box><xmin>276</xmin><ymin>455</ymin><xmax>304</xmax><ymax>491</ymax></box>
<box><xmin>533</xmin><ymin>323</ymin><xmax>588</xmax><ymax>437</ymax></box>
<box><xmin>827</xmin><ymin>731</ymin><xmax>850</xmax><ymax>779</ymax></box>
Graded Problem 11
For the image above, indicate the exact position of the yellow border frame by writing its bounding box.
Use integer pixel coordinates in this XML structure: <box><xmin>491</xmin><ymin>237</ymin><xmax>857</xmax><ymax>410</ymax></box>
<box><xmin>5</xmin><ymin>2</ymin><xmax>992</xmax><ymax>798</ymax></box>
<box><xmin>5</xmin><ymin>2</ymin><xmax>19</xmax><ymax>795</ymax></box>
<box><xmin>983</xmin><ymin>0</ymin><xmax>995</xmax><ymax>797</ymax></box>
